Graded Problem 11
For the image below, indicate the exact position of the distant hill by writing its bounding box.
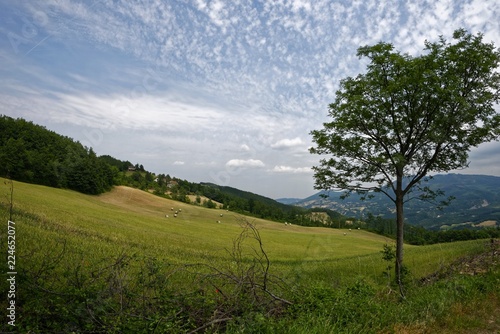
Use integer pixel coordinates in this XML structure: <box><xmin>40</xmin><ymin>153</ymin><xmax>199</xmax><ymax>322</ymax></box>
<box><xmin>283</xmin><ymin>174</ymin><xmax>500</xmax><ymax>229</ymax></box>
<box><xmin>275</xmin><ymin>197</ymin><xmax>302</xmax><ymax>205</ymax></box>
<box><xmin>198</xmin><ymin>182</ymin><xmax>343</xmax><ymax>226</ymax></box>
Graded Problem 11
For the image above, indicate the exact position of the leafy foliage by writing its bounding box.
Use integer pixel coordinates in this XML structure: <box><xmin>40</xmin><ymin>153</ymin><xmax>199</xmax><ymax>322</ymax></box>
<box><xmin>310</xmin><ymin>29</ymin><xmax>500</xmax><ymax>292</ymax></box>
<box><xmin>310</xmin><ymin>28</ymin><xmax>500</xmax><ymax>202</ymax></box>
<box><xmin>0</xmin><ymin>115</ymin><xmax>116</xmax><ymax>194</ymax></box>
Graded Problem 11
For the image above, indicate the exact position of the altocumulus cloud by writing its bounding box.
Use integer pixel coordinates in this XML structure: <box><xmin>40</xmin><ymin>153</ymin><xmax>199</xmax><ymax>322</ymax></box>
<box><xmin>271</xmin><ymin>166</ymin><xmax>312</xmax><ymax>174</ymax></box>
<box><xmin>271</xmin><ymin>137</ymin><xmax>304</xmax><ymax>150</ymax></box>
<box><xmin>226</xmin><ymin>159</ymin><xmax>265</xmax><ymax>168</ymax></box>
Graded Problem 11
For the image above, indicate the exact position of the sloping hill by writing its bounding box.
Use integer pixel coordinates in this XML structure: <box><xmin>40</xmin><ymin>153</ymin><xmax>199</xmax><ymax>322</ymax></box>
<box><xmin>0</xmin><ymin>116</ymin><xmax>339</xmax><ymax>226</ymax></box>
<box><xmin>2</xmin><ymin>178</ymin><xmax>392</xmax><ymax>266</ymax></box>
<box><xmin>0</xmin><ymin>115</ymin><xmax>115</xmax><ymax>194</ymax></box>
<box><xmin>287</xmin><ymin>174</ymin><xmax>500</xmax><ymax>229</ymax></box>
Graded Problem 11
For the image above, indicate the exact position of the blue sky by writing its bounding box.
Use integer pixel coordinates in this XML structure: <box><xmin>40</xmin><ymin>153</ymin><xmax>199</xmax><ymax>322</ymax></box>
<box><xmin>0</xmin><ymin>0</ymin><xmax>499</xmax><ymax>199</ymax></box>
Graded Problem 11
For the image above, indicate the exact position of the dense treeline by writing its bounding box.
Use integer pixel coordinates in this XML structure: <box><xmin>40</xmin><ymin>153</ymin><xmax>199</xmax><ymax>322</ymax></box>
<box><xmin>364</xmin><ymin>214</ymin><xmax>500</xmax><ymax>245</ymax></box>
<box><xmin>0</xmin><ymin>115</ymin><xmax>115</xmax><ymax>194</ymax></box>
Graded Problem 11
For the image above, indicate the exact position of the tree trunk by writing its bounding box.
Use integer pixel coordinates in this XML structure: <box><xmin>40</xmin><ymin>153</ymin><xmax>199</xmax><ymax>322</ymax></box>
<box><xmin>395</xmin><ymin>174</ymin><xmax>405</xmax><ymax>299</ymax></box>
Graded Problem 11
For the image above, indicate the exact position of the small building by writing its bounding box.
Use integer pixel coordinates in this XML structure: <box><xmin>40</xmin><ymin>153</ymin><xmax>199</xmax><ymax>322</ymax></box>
<box><xmin>167</xmin><ymin>180</ymin><xmax>178</xmax><ymax>188</ymax></box>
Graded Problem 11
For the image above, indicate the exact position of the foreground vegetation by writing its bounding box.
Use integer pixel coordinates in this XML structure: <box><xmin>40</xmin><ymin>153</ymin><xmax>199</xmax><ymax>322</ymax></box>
<box><xmin>0</xmin><ymin>179</ymin><xmax>498</xmax><ymax>333</ymax></box>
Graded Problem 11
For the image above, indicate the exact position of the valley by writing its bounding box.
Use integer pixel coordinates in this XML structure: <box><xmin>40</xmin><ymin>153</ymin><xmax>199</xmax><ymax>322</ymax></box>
<box><xmin>284</xmin><ymin>174</ymin><xmax>500</xmax><ymax>230</ymax></box>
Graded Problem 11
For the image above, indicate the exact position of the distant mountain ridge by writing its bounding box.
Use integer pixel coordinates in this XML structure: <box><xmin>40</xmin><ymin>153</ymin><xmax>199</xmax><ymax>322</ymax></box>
<box><xmin>278</xmin><ymin>174</ymin><xmax>500</xmax><ymax>229</ymax></box>
<box><xmin>274</xmin><ymin>197</ymin><xmax>302</xmax><ymax>205</ymax></box>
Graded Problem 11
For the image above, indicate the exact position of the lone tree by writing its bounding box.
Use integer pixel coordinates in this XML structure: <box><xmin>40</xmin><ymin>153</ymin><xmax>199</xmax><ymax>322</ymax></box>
<box><xmin>310</xmin><ymin>29</ymin><xmax>500</xmax><ymax>296</ymax></box>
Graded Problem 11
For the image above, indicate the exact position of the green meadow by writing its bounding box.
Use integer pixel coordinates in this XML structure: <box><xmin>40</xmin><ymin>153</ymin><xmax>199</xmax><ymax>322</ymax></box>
<box><xmin>1</xmin><ymin>178</ymin><xmax>498</xmax><ymax>333</ymax></box>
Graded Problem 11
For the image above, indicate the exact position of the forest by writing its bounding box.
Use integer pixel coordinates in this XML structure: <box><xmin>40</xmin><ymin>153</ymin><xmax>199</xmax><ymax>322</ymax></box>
<box><xmin>0</xmin><ymin>115</ymin><xmax>115</xmax><ymax>194</ymax></box>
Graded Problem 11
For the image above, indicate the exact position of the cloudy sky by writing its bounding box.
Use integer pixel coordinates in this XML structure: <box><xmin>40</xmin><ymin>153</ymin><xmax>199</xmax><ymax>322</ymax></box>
<box><xmin>0</xmin><ymin>0</ymin><xmax>499</xmax><ymax>199</ymax></box>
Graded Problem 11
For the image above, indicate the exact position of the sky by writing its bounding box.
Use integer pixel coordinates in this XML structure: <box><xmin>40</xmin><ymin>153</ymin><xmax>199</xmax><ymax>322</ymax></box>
<box><xmin>0</xmin><ymin>0</ymin><xmax>499</xmax><ymax>199</ymax></box>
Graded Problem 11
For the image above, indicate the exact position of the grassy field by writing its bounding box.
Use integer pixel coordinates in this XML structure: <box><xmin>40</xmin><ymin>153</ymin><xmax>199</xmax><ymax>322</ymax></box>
<box><xmin>2</xmin><ymin>179</ymin><xmax>485</xmax><ymax>281</ymax></box>
<box><xmin>0</xmin><ymin>178</ymin><xmax>498</xmax><ymax>333</ymax></box>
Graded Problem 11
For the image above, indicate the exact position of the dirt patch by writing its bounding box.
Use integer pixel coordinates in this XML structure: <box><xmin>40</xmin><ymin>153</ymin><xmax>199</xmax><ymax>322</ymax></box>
<box><xmin>476</xmin><ymin>220</ymin><xmax>498</xmax><ymax>228</ymax></box>
<box><xmin>420</xmin><ymin>239</ymin><xmax>500</xmax><ymax>285</ymax></box>
<box><xmin>97</xmin><ymin>186</ymin><xmax>185</xmax><ymax>215</ymax></box>
<box><xmin>186</xmin><ymin>195</ymin><xmax>223</xmax><ymax>208</ymax></box>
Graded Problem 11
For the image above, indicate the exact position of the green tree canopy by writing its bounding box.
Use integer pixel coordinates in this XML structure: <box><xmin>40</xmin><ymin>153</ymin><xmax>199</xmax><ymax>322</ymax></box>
<box><xmin>310</xmin><ymin>29</ymin><xmax>500</xmax><ymax>296</ymax></box>
<box><xmin>0</xmin><ymin>115</ymin><xmax>116</xmax><ymax>194</ymax></box>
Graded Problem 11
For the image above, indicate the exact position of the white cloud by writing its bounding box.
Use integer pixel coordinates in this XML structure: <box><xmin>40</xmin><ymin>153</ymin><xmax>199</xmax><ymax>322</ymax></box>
<box><xmin>271</xmin><ymin>165</ymin><xmax>312</xmax><ymax>174</ymax></box>
<box><xmin>0</xmin><ymin>85</ymin><xmax>228</xmax><ymax>133</ymax></box>
<box><xmin>271</xmin><ymin>137</ymin><xmax>304</xmax><ymax>150</ymax></box>
<box><xmin>226</xmin><ymin>159</ymin><xmax>265</xmax><ymax>168</ymax></box>
<box><xmin>173</xmin><ymin>161</ymin><xmax>185</xmax><ymax>165</ymax></box>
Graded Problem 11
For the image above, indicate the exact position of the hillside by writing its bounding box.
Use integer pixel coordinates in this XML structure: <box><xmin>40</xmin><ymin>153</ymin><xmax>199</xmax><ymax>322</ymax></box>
<box><xmin>4</xmin><ymin>177</ymin><xmax>488</xmax><ymax>276</ymax></box>
<box><xmin>0</xmin><ymin>115</ymin><xmax>343</xmax><ymax>227</ymax></box>
<box><xmin>286</xmin><ymin>174</ymin><xmax>500</xmax><ymax>229</ymax></box>
<box><xmin>0</xmin><ymin>115</ymin><xmax>116</xmax><ymax>194</ymax></box>
<box><xmin>1</xmin><ymin>178</ymin><xmax>498</xmax><ymax>333</ymax></box>
<box><xmin>275</xmin><ymin>197</ymin><xmax>302</xmax><ymax>205</ymax></box>
<box><xmin>1</xmin><ymin>178</ymin><xmax>492</xmax><ymax>279</ymax></box>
